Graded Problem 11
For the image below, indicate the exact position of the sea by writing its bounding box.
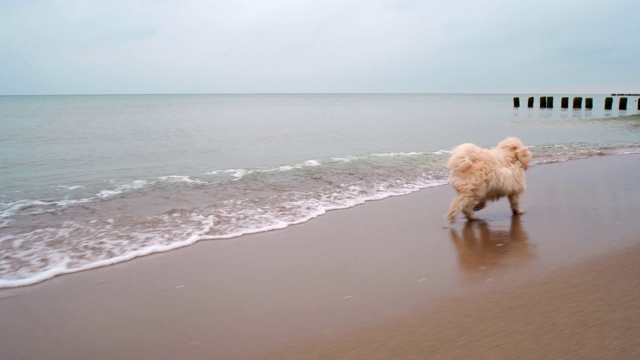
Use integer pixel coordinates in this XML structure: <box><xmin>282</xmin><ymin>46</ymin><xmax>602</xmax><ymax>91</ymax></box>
<box><xmin>1</xmin><ymin>93</ymin><xmax>639</xmax><ymax>288</ymax></box>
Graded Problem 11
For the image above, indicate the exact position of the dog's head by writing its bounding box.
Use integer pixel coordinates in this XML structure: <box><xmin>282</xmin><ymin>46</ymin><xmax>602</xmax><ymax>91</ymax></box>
<box><xmin>497</xmin><ymin>137</ymin><xmax>531</xmax><ymax>170</ymax></box>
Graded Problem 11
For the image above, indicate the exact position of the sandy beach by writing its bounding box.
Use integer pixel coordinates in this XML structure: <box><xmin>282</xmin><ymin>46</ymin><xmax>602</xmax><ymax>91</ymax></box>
<box><xmin>1</xmin><ymin>154</ymin><xmax>640</xmax><ymax>360</ymax></box>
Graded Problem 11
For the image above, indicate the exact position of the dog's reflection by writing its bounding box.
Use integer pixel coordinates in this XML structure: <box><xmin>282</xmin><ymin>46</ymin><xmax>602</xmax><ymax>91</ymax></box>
<box><xmin>449</xmin><ymin>216</ymin><xmax>532</xmax><ymax>279</ymax></box>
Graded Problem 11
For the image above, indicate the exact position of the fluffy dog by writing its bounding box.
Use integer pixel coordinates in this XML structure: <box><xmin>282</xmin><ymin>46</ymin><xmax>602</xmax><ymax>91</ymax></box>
<box><xmin>446</xmin><ymin>137</ymin><xmax>531</xmax><ymax>223</ymax></box>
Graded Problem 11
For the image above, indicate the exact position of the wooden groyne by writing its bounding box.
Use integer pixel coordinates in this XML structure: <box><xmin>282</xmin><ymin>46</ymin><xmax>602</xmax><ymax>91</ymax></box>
<box><xmin>513</xmin><ymin>95</ymin><xmax>639</xmax><ymax>110</ymax></box>
<box><xmin>604</xmin><ymin>97</ymin><xmax>613</xmax><ymax>110</ymax></box>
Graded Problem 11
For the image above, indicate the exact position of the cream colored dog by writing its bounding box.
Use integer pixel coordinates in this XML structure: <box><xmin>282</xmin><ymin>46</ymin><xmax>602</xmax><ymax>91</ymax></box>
<box><xmin>446</xmin><ymin>137</ymin><xmax>531</xmax><ymax>223</ymax></box>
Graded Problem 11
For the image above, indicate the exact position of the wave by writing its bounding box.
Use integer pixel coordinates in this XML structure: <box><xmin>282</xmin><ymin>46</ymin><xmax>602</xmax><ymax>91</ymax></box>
<box><xmin>1</xmin><ymin>144</ymin><xmax>637</xmax><ymax>226</ymax></box>
<box><xmin>1</xmin><ymin>143</ymin><xmax>639</xmax><ymax>288</ymax></box>
<box><xmin>0</xmin><ymin>178</ymin><xmax>448</xmax><ymax>289</ymax></box>
<box><xmin>529</xmin><ymin>143</ymin><xmax>640</xmax><ymax>164</ymax></box>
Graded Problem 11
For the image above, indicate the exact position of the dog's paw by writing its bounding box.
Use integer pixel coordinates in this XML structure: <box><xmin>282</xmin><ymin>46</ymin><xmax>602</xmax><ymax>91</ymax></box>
<box><xmin>512</xmin><ymin>209</ymin><xmax>525</xmax><ymax>215</ymax></box>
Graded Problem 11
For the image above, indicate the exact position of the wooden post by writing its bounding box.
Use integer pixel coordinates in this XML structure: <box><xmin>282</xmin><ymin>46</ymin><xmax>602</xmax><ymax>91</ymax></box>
<box><xmin>605</xmin><ymin>97</ymin><xmax>613</xmax><ymax>110</ymax></box>
<box><xmin>573</xmin><ymin>97</ymin><xmax>582</xmax><ymax>109</ymax></box>
<box><xmin>528</xmin><ymin>97</ymin><xmax>534</xmax><ymax>108</ymax></box>
<box><xmin>546</xmin><ymin>96</ymin><xmax>553</xmax><ymax>108</ymax></box>
<box><xmin>585</xmin><ymin>98</ymin><xmax>593</xmax><ymax>109</ymax></box>
<box><xmin>561</xmin><ymin>97</ymin><xmax>569</xmax><ymax>108</ymax></box>
<box><xmin>540</xmin><ymin>96</ymin><xmax>547</xmax><ymax>108</ymax></box>
<box><xmin>513</xmin><ymin>97</ymin><xmax>520</xmax><ymax>108</ymax></box>
<box><xmin>619</xmin><ymin>97</ymin><xmax>628</xmax><ymax>110</ymax></box>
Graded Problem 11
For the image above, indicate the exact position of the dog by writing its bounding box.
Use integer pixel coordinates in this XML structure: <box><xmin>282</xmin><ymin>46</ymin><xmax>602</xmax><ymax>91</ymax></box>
<box><xmin>446</xmin><ymin>137</ymin><xmax>531</xmax><ymax>224</ymax></box>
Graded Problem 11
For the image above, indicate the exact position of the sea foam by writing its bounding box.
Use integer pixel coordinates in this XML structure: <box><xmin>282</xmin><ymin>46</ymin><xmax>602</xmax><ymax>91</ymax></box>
<box><xmin>1</xmin><ymin>146</ymin><xmax>638</xmax><ymax>289</ymax></box>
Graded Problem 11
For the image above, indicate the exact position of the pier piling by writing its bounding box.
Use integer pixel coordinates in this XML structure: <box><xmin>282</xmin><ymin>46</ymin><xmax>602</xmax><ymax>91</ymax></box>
<box><xmin>515</xmin><ymin>95</ymin><xmax>639</xmax><ymax>111</ymax></box>
<box><xmin>619</xmin><ymin>97</ymin><xmax>628</xmax><ymax>110</ymax></box>
<box><xmin>585</xmin><ymin>98</ymin><xmax>593</xmax><ymax>109</ymax></box>
<box><xmin>573</xmin><ymin>97</ymin><xmax>583</xmax><ymax>109</ymax></box>
<box><xmin>605</xmin><ymin>97</ymin><xmax>613</xmax><ymax>110</ymax></box>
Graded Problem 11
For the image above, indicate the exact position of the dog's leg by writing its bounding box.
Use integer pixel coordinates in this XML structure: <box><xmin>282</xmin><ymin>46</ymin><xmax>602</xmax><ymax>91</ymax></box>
<box><xmin>462</xmin><ymin>203</ymin><xmax>479</xmax><ymax>221</ymax></box>
<box><xmin>473</xmin><ymin>201</ymin><xmax>486</xmax><ymax>211</ymax></box>
<box><xmin>508</xmin><ymin>193</ymin><xmax>524</xmax><ymax>215</ymax></box>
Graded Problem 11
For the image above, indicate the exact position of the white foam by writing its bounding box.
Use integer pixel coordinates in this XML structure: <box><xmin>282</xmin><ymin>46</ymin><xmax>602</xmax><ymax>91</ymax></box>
<box><xmin>158</xmin><ymin>175</ymin><xmax>208</xmax><ymax>185</ymax></box>
<box><xmin>619</xmin><ymin>150</ymin><xmax>640</xmax><ymax>155</ymax></box>
<box><xmin>0</xmin><ymin>214</ymin><xmax>216</xmax><ymax>289</ymax></box>
<box><xmin>0</xmin><ymin>200</ymin><xmax>34</xmax><ymax>225</ymax></box>
<box><xmin>0</xmin><ymin>158</ymin><xmax>476</xmax><ymax>288</ymax></box>
<box><xmin>330</xmin><ymin>156</ymin><xmax>359</xmax><ymax>162</ymax></box>
<box><xmin>432</xmin><ymin>150</ymin><xmax>452</xmax><ymax>155</ymax></box>
<box><xmin>199</xmin><ymin>175</ymin><xmax>449</xmax><ymax>241</ymax></box>
<box><xmin>0</xmin><ymin>175</ymin><xmax>449</xmax><ymax>289</ymax></box>
<box><xmin>0</xmin><ymin>259</ymin><xmax>72</xmax><ymax>288</ymax></box>
<box><xmin>97</xmin><ymin>180</ymin><xmax>149</xmax><ymax>199</ymax></box>
<box><xmin>206</xmin><ymin>159</ymin><xmax>323</xmax><ymax>180</ymax></box>
<box><xmin>209</xmin><ymin>169</ymin><xmax>251</xmax><ymax>179</ymax></box>
<box><xmin>55</xmin><ymin>185</ymin><xmax>85</xmax><ymax>191</ymax></box>
<box><xmin>372</xmin><ymin>152</ymin><xmax>423</xmax><ymax>157</ymax></box>
<box><xmin>1</xmin><ymin>199</ymin><xmax>92</xmax><ymax>226</ymax></box>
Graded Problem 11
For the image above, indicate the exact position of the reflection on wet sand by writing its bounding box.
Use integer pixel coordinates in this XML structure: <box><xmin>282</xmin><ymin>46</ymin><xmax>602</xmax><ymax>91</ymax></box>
<box><xmin>449</xmin><ymin>216</ymin><xmax>533</xmax><ymax>280</ymax></box>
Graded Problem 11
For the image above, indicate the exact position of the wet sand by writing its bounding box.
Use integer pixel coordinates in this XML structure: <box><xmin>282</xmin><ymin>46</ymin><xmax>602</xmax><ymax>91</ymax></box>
<box><xmin>1</xmin><ymin>154</ymin><xmax>639</xmax><ymax>359</ymax></box>
<box><xmin>266</xmin><ymin>244</ymin><xmax>640</xmax><ymax>359</ymax></box>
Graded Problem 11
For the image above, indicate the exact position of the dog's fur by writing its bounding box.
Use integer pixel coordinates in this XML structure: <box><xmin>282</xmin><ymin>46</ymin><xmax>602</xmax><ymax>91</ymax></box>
<box><xmin>446</xmin><ymin>137</ymin><xmax>531</xmax><ymax>223</ymax></box>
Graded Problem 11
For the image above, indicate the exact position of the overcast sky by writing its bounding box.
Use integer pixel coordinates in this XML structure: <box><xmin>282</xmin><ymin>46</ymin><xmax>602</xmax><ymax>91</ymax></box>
<box><xmin>1</xmin><ymin>0</ymin><xmax>638</xmax><ymax>95</ymax></box>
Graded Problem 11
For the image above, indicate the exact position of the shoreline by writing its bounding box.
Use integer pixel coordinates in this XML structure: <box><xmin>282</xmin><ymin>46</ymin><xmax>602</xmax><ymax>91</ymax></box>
<box><xmin>3</xmin><ymin>152</ymin><xmax>638</xmax><ymax>290</ymax></box>
<box><xmin>1</xmin><ymin>154</ymin><xmax>639</xmax><ymax>359</ymax></box>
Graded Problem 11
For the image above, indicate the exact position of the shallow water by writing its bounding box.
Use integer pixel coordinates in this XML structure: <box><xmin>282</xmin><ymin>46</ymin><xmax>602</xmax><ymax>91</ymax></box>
<box><xmin>1</xmin><ymin>93</ymin><xmax>639</xmax><ymax>287</ymax></box>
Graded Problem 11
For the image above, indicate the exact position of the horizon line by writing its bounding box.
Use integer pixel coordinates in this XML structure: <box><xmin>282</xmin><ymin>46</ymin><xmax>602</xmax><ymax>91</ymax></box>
<box><xmin>0</xmin><ymin>91</ymin><xmax>622</xmax><ymax>97</ymax></box>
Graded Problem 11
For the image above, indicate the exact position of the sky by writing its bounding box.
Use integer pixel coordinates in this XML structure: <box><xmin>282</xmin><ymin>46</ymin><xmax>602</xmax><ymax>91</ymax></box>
<box><xmin>0</xmin><ymin>0</ymin><xmax>638</xmax><ymax>95</ymax></box>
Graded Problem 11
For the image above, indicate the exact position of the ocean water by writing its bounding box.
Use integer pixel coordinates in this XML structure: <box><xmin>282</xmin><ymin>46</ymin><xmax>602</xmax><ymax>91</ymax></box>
<box><xmin>1</xmin><ymin>93</ymin><xmax>639</xmax><ymax>287</ymax></box>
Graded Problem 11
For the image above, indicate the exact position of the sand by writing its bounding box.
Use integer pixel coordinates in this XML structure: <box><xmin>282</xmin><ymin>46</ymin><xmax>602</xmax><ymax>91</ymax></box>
<box><xmin>1</xmin><ymin>154</ymin><xmax>639</xmax><ymax>360</ymax></box>
<box><xmin>266</xmin><ymin>245</ymin><xmax>640</xmax><ymax>360</ymax></box>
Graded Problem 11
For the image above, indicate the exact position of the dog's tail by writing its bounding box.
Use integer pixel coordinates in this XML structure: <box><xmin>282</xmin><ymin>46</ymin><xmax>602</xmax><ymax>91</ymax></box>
<box><xmin>446</xmin><ymin>193</ymin><xmax>473</xmax><ymax>224</ymax></box>
<box><xmin>447</xmin><ymin>143</ymin><xmax>480</xmax><ymax>173</ymax></box>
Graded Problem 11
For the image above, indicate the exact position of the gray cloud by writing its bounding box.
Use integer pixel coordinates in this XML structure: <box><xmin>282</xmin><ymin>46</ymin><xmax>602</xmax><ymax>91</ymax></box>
<box><xmin>0</xmin><ymin>0</ymin><xmax>637</xmax><ymax>94</ymax></box>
